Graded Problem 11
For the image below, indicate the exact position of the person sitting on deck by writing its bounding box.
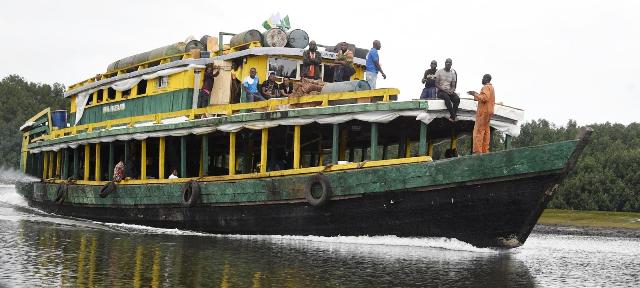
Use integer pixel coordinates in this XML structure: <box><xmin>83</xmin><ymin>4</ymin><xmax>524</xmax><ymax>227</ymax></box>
<box><xmin>113</xmin><ymin>159</ymin><xmax>125</xmax><ymax>182</ymax></box>
<box><xmin>435</xmin><ymin>58</ymin><xmax>460</xmax><ymax>122</ymax></box>
<box><xmin>261</xmin><ymin>72</ymin><xmax>282</xmax><ymax>98</ymax></box>
<box><xmin>420</xmin><ymin>60</ymin><xmax>438</xmax><ymax>99</ymax></box>
<box><xmin>467</xmin><ymin>74</ymin><xmax>496</xmax><ymax>154</ymax></box>
<box><xmin>168</xmin><ymin>168</ymin><xmax>179</xmax><ymax>179</ymax></box>
<box><xmin>302</xmin><ymin>40</ymin><xmax>322</xmax><ymax>80</ymax></box>
<box><xmin>243</xmin><ymin>67</ymin><xmax>266</xmax><ymax>102</ymax></box>
<box><xmin>197</xmin><ymin>64</ymin><xmax>220</xmax><ymax>108</ymax></box>
<box><xmin>280</xmin><ymin>77</ymin><xmax>294</xmax><ymax>96</ymax></box>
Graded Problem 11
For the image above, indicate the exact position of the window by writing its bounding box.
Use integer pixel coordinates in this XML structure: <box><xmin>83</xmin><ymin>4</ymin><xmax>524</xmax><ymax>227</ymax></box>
<box><xmin>137</xmin><ymin>79</ymin><xmax>147</xmax><ymax>95</ymax></box>
<box><xmin>156</xmin><ymin>76</ymin><xmax>168</xmax><ymax>88</ymax></box>
<box><xmin>268</xmin><ymin>57</ymin><xmax>299</xmax><ymax>79</ymax></box>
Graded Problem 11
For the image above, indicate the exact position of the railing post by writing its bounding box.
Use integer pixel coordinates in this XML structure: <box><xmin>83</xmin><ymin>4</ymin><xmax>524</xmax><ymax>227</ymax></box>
<box><xmin>42</xmin><ymin>151</ymin><xmax>48</xmax><ymax>180</ymax></box>
<box><xmin>229</xmin><ymin>132</ymin><xmax>236</xmax><ymax>175</ymax></box>
<box><xmin>505</xmin><ymin>134</ymin><xmax>512</xmax><ymax>150</ymax></box>
<box><xmin>450</xmin><ymin>127</ymin><xmax>458</xmax><ymax>150</ymax></box>
<box><xmin>73</xmin><ymin>148</ymin><xmax>79</xmax><ymax>179</ymax></box>
<box><xmin>370</xmin><ymin>123</ymin><xmax>378</xmax><ymax>160</ymax></box>
<box><xmin>48</xmin><ymin>151</ymin><xmax>54</xmax><ymax>179</ymax></box>
<box><xmin>95</xmin><ymin>143</ymin><xmax>101</xmax><ymax>181</ymax></box>
<box><xmin>293</xmin><ymin>126</ymin><xmax>301</xmax><ymax>169</ymax></box>
<box><xmin>419</xmin><ymin>122</ymin><xmax>428</xmax><ymax>156</ymax></box>
<box><xmin>260</xmin><ymin>128</ymin><xmax>268</xmax><ymax>173</ymax></box>
<box><xmin>61</xmin><ymin>149</ymin><xmax>68</xmax><ymax>180</ymax></box>
<box><xmin>181</xmin><ymin>137</ymin><xmax>187</xmax><ymax>178</ymax></box>
<box><xmin>201</xmin><ymin>135</ymin><xmax>208</xmax><ymax>176</ymax></box>
<box><xmin>84</xmin><ymin>144</ymin><xmax>90</xmax><ymax>181</ymax></box>
<box><xmin>159</xmin><ymin>137</ymin><xmax>165</xmax><ymax>179</ymax></box>
<box><xmin>56</xmin><ymin>150</ymin><xmax>62</xmax><ymax>178</ymax></box>
<box><xmin>108</xmin><ymin>143</ymin><xmax>114</xmax><ymax>181</ymax></box>
<box><xmin>332</xmin><ymin>124</ymin><xmax>339</xmax><ymax>164</ymax></box>
<box><xmin>141</xmin><ymin>140</ymin><xmax>147</xmax><ymax>180</ymax></box>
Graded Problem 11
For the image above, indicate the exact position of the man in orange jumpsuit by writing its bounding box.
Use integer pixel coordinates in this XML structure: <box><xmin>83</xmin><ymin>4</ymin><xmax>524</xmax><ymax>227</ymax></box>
<box><xmin>467</xmin><ymin>74</ymin><xmax>495</xmax><ymax>154</ymax></box>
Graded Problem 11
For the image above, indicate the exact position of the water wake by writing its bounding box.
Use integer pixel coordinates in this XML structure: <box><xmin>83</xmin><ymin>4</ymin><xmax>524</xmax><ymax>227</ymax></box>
<box><xmin>0</xmin><ymin>166</ymin><xmax>39</xmax><ymax>184</ymax></box>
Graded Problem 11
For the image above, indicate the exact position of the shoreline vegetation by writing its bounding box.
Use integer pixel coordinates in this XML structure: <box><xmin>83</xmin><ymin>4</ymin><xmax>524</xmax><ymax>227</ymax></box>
<box><xmin>539</xmin><ymin>209</ymin><xmax>640</xmax><ymax>229</ymax></box>
<box><xmin>535</xmin><ymin>209</ymin><xmax>640</xmax><ymax>238</ymax></box>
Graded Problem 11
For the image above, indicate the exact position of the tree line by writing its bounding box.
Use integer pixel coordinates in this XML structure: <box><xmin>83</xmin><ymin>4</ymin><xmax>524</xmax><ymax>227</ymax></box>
<box><xmin>0</xmin><ymin>75</ymin><xmax>637</xmax><ymax>211</ymax></box>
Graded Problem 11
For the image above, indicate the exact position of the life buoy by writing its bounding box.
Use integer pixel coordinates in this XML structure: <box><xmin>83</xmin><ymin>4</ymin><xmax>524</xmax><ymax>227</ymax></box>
<box><xmin>53</xmin><ymin>184</ymin><xmax>68</xmax><ymax>204</ymax></box>
<box><xmin>99</xmin><ymin>181</ymin><xmax>117</xmax><ymax>198</ymax></box>
<box><xmin>304</xmin><ymin>174</ymin><xmax>332</xmax><ymax>207</ymax></box>
<box><xmin>182</xmin><ymin>181</ymin><xmax>201</xmax><ymax>207</ymax></box>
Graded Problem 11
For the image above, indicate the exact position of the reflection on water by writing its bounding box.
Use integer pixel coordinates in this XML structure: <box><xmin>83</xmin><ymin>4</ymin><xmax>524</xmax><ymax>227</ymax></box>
<box><xmin>0</xmin><ymin>185</ymin><xmax>638</xmax><ymax>287</ymax></box>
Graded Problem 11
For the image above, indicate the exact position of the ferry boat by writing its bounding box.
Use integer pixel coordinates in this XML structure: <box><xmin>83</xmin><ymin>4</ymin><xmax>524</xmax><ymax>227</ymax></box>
<box><xmin>15</xmin><ymin>29</ymin><xmax>590</xmax><ymax>248</ymax></box>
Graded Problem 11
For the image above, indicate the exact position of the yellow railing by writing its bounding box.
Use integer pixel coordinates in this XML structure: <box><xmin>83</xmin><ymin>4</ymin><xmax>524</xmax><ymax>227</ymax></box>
<box><xmin>41</xmin><ymin>88</ymin><xmax>398</xmax><ymax>142</ymax></box>
<box><xmin>48</xmin><ymin>156</ymin><xmax>430</xmax><ymax>186</ymax></box>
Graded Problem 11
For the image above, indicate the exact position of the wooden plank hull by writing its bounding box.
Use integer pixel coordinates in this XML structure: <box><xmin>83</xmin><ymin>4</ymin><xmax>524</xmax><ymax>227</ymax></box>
<box><xmin>23</xmin><ymin>173</ymin><xmax>557</xmax><ymax>248</ymax></box>
<box><xmin>16</xmin><ymin>130</ymin><xmax>591</xmax><ymax>248</ymax></box>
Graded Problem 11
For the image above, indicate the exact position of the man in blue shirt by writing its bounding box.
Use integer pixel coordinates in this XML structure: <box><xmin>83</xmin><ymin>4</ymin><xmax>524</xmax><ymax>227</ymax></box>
<box><xmin>365</xmin><ymin>40</ymin><xmax>386</xmax><ymax>89</ymax></box>
<box><xmin>243</xmin><ymin>67</ymin><xmax>266</xmax><ymax>102</ymax></box>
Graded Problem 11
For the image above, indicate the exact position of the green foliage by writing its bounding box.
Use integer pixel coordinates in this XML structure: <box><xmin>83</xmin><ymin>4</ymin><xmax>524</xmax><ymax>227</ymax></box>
<box><xmin>0</xmin><ymin>75</ymin><xmax>68</xmax><ymax>168</ymax></box>
<box><xmin>513</xmin><ymin>119</ymin><xmax>640</xmax><ymax>212</ymax></box>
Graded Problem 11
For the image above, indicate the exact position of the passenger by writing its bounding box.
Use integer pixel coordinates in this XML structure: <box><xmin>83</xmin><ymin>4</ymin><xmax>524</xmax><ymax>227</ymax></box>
<box><xmin>261</xmin><ymin>72</ymin><xmax>281</xmax><ymax>98</ymax></box>
<box><xmin>420</xmin><ymin>60</ymin><xmax>438</xmax><ymax>99</ymax></box>
<box><xmin>230</xmin><ymin>62</ymin><xmax>242</xmax><ymax>104</ymax></box>
<box><xmin>113</xmin><ymin>159</ymin><xmax>125</xmax><ymax>182</ymax></box>
<box><xmin>168</xmin><ymin>168</ymin><xmax>179</xmax><ymax>179</ymax></box>
<box><xmin>124</xmin><ymin>154</ymin><xmax>137</xmax><ymax>179</ymax></box>
<box><xmin>302</xmin><ymin>40</ymin><xmax>322</xmax><ymax>80</ymax></box>
<box><xmin>435</xmin><ymin>58</ymin><xmax>460</xmax><ymax>122</ymax></box>
<box><xmin>280</xmin><ymin>77</ymin><xmax>294</xmax><ymax>96</ymax></box>
<box><xmin>334</xmin><ymin>42</ymin><xmax>354</xmax><ymax>82</ymax></box>
<box><xmin>467</xmin><ymin>74</ymin><xmax>496</xmax><ymax>154</ymax></box>
<box><xmin>365</xmin><ymin>40</ymin><xmax>386</xmax><ymax>89</ymax></box>
<box><xmin>197</xmin><ymin>64</ymin><xmax>220</xmax><ymax>108</ymax></box>
<box><xmin>243</xmin><ymin>68</ymin><xmax>266</xmax><ymax>102</ymax></box>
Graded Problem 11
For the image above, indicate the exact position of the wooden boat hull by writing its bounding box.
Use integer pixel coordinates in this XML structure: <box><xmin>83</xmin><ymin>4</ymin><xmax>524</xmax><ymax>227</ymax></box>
<box><xmin>16</xmin><ymin>130</ymin><xmax>590</xmax><ymax>249</ymax></box>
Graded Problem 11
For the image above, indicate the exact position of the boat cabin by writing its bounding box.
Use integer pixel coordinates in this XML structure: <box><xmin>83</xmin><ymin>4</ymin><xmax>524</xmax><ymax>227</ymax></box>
<box><xmin>19</xmin><ymin>32</ymin><xmax>524</xmax><ymax>185</ymax></box>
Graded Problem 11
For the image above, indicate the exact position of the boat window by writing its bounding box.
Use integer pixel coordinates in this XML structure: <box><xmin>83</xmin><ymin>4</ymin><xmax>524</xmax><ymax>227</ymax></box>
<box><xmin>156</xmin><ymin>76</ymin><xmax>169</xmax><ymax>88</ymax></box>
<box><xmin>268</xmin><ymin>57</ymin><xmax>298</xmax><ymax>79</ymax></box>
<box><xmin>107</xmin><ymin>87</ymin><xmax>116</xmax><ymax>101</ymax></box>
<box><xmin>137</xmin><ymin>79</ymin><xmax>147</xmax><ymax>95</ymax></box>
<box><xmin>122</xmin><ymin>89</ymin><xmax>131</xmax><ymax>99</ymax></box>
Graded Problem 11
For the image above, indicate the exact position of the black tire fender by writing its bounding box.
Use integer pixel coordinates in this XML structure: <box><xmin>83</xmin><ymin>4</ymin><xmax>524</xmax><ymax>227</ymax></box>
<box><xmin>53</xmin><ymin>184</ymin><xmax>68</xmax><ymax>204</ymax></box>
<box><xmin>182</xmin><ymin>180</ymin><xmax>201</xmax><ymax>207</ymax></box>
<box><xmin>99</xmin><ymin>181</ymin><xmax>117</xmax><ymax>198</ymax></box>
<box><xmin>304</xmin><ymin>174</ymin><xmax>332</xmax><ymax>207</ymax></box>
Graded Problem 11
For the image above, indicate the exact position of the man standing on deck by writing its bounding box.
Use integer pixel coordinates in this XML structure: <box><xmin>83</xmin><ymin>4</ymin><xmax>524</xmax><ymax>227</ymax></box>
<box><xmin>420</xmin><ymin>60</ymin><xmax>438</xmax><ymax>99</ymax></box>
<box><xmin>197</xmin><ymin>64</ymin><xmax>220</xmax><ymax>108</ymax></box>
<box><xmin>435</xmin><ymin>58</ymin><xmax>460</xmax><ymax>121</ymax></box>
<box><xmin>302</xmin><ymin>41</ymin><xmax>322</xmax><ymax>80</ymax></box>
<box><xmin>334</xmin><ymin>42</ymin><xmax>354</xmax><ymax>82</ymax></box>
<box><xmin>467</xmin><ymin>74</ymin><xmax>495</xmax><ymax>154</ymax></box>
<box><xmin>365</xmin><ymin>40</ymin><xmax>386</xmax><ymax>89</ymax></box>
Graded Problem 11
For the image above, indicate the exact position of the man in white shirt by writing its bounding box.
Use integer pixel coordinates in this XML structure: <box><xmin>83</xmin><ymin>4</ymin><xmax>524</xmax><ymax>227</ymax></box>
<box><xmin>435</xmin><ymin>58</ymin><xmax>460</xmax><ymax>121</ymax></box>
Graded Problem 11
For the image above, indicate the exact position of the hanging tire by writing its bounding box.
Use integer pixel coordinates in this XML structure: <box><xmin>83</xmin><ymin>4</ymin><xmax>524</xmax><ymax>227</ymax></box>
<box><xmin>99</xmin><ymin>181</ymin><xmax>117</xmax><ymax>198</ymax></box>
<box><xmin>304</xmin><ymin>174</ymin><xmax>332</xmax><ymax>207</ymax></box>
<box><xmin>53</xmin><ymin>184</ymin><xmax>68</xmax><ymax>204</ymax></box>
<box><xmin>182</xmin><ymin>181</ymin><xmax>201</xmax><ymax>207</ymax></box>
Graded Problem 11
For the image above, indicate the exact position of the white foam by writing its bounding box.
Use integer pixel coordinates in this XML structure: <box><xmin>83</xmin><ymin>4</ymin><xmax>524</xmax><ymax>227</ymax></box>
<box><xmin>226</xmin><ymin>234</ymin><xmax>496</xmax><ymax>253</ymax></box>
<box><xmin>0</xmin><ymin>167</ymin><xmax>40</xmax><ymax>184</ymax></box>
<box><xmin>0</xmin><ymin>185</ymin><xmax>28</xmax><ymax>207</ymax></box>
<box><xmin>516</xmin><ymin>233</ymin><xmax>640</xmax><ymax>256</ymax></box>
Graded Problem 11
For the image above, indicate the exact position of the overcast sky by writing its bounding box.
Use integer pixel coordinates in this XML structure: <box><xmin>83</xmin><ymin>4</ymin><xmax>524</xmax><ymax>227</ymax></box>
<box><xmin>1</xmin><ymin>0</ymin><xmax>638</xmax><ymax>126</ymax></box>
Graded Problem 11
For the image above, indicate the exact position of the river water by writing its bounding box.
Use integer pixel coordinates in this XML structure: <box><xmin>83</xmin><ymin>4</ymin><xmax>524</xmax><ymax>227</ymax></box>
<box><xmin>0</xmin><ymin>184</ymin><xmax>638</xmax><ymax>287</ymax></box>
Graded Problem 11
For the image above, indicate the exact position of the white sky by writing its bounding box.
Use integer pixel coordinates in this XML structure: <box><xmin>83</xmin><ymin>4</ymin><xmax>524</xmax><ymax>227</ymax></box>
<box><xmin>1</xmin><ymin>0</ymin><xmax>638</xmax><ymax>126</ymax></box>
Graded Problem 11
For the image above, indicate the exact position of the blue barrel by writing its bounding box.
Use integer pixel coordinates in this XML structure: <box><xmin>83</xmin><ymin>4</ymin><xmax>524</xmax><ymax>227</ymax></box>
<box><xmin>51</xmin><ymin>110</ymin><xmax>67</xmax><ymax>129</ymax></box>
